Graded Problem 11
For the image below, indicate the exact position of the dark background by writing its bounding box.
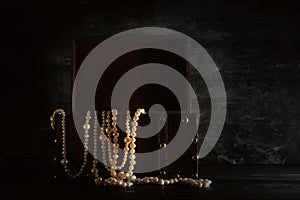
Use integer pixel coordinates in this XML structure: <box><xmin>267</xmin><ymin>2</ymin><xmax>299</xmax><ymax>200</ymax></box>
<box><xmin>1</xmin><ymin>0</ymin><xmax>300</xmax><ymax>188</ymax></box>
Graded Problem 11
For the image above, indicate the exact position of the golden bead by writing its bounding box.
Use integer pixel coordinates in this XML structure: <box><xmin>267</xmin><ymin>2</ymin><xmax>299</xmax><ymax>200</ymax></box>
<box><xmin>50</xmin><ymin>122</ymin><xmax>54</xmax><ymax>129</ymax></box>
<box><xmin>93</xmin><ymin>160</ymin><xmax>98</xmax><ymax>164</ymax></box>
<box><xmin>118</xmin><ymin>172</ymin><xmax>126</xmax><ymax>179</ymax></box>
<box><xmin>160</xmin><ymin>143</ymin><xmax>167</xmax><ymax>148</ymax></box>
<box><xmin>130</xmin><ymin>149</ymin><xmax>135</xmax><ymax>153</ymax></box>
<box><xmin>91</xmin><ymin>168</ymin><xmax>98</xmax><ymax>174</ymax></box>
<box><xmin>192</xmin><ymin>155</ymin><xmax>200</xmax><ymax>160</ymax></box>
<box><xmin>106</xmin><ymin>127</ymin><xmax>112</xmax><ymax>134</ymax></box>
<box><xmin>113</xmin><ymin>132</ymin><xmax>119</xmax><ymax>137</ymax></box>
<box><xmin>110</xmin><ymin>170</ymin><xmax>117</xmax><ymax>177</ymax></box>
<box><xmin>130</xmin><ymin>143</ymin><xmax>136</xmax><ymax>149</ymax></box>
<box><xmin>54</xmin><ymin>139</ymin><xmax>57</xmax><ymax>143</ymax></box>
<box><xmin>193</xmin><ymin>137</ymin><xmax>199</xmax><ymax>143</ymax></box>
<box><xmin>131</xmin><ymin>121</ymin><xmax>138</xmax><ymax>126</ymax></box>
<box><xmin>61</xmin><ymin>159</ymin><xmax>68</xmax><ymax>165</ymax></box>
<box><xmin>131</xmin><ymin>132</ymin><xmax>137</xmax><ymax>137</ymax></box>
<box><xmin>160</xmin><ymin>170</ymin><xmax>166</xmax><ymax>175</ymax></box>
<box><xmin>124</xmin><ymin>146</ymin><xmax>129</xmax><ymax>152</ymax></box>
<box><xmin>124</xmin><ymin>137</ymin><xmax>131</xmax><ymax>144</ymax></box>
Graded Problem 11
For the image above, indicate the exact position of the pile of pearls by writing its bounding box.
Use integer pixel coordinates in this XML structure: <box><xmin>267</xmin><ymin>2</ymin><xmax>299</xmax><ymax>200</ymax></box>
<box><xmin>50</xmin><ymin>108</ymin><xmax>212</xmax><ymax>189</ymax></box>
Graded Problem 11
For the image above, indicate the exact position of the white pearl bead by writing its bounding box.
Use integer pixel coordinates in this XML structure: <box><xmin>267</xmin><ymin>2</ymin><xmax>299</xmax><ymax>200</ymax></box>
<box><xmin>159</xmin><ymin>179</ymin><xmax>164</xmax><ymax>185</ymax></box>
<box><xmin>118</xmin><ymin>180</ymin><xmax>123</xmax><ymax>186</ymax></box>
<box><xmin>207</xmin><ymin>180</ymin><xmax>212</xmax><ymax>185</ymax></box>
<box><xmin>204</xmin><ymin>180</ymin><xmax>212</xmax><ymax>188</ymax></box>
<box><xmin>83</xmin><ymin>123</ymin><xmax>90</xmax><ymax>130</ymax></box>
<box><xmin>131</xmin><ymin>175</ymin><xmax>136</xmax><ymax>181</ymax></box>
<box><xmin>129</xmin><ymin>165</ymin><xmax>134</xmax><ymax>171</ymax></box>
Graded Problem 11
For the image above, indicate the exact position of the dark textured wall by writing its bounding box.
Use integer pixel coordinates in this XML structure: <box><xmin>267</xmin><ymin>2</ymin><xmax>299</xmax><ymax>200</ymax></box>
<box><xmin>2</xmin><ymin>0</ymin><xmax>300</xmax><ymax>183</ymax></box>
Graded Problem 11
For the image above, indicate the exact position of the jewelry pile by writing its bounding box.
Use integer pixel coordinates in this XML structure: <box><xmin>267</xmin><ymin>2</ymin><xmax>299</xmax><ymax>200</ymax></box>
<box><xmin>50</xmin><ymin>108</ymin><xmax>212</xmax><ymax>188</ymax></box>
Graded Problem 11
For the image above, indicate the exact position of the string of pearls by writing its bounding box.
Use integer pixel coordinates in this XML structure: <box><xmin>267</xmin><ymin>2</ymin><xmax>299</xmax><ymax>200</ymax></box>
<box><xmin>94</xmin><ymin>108</ymin><xmax>144</xmax><ymax>187</ymax></box>
<box><xmin>50</xmin><ymin>108</ymin><xmax>212</xmax><ymax>188</ymax></box>
<box><xmin>50</xmin><ymin>109</ymin><xmax>89</xmax><ymax>178</ymax></box>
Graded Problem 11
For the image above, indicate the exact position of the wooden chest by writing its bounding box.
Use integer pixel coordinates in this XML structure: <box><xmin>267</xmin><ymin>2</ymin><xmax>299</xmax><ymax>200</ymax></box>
<box><xmin>51</xmin><ymin>37</ymin><xmax>199</xmax><ymax>182</ymax></box>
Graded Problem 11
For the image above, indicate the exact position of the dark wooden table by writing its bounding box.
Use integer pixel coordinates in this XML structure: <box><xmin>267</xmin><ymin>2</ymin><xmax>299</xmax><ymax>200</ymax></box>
<box><xmin>2</xmin><ymin>165</ymin><xmax>300</xmax><ymax>199</ymax></box>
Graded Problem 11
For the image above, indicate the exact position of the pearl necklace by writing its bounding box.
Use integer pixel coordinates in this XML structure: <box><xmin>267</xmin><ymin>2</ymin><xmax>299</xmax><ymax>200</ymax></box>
<box><xmin>50</xmin><ymin>108</ymin><xmax>89</xmax><ymax>178</ymax></box>
<box><xmin>50</xmin><ymin>108</ymin><xmax>212</xmax><ymax>188</ymax></box>
<box><xmin>93</xmin><ymin>109</ymin><xmax>144</xmax><ymax>187</ymax></box>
